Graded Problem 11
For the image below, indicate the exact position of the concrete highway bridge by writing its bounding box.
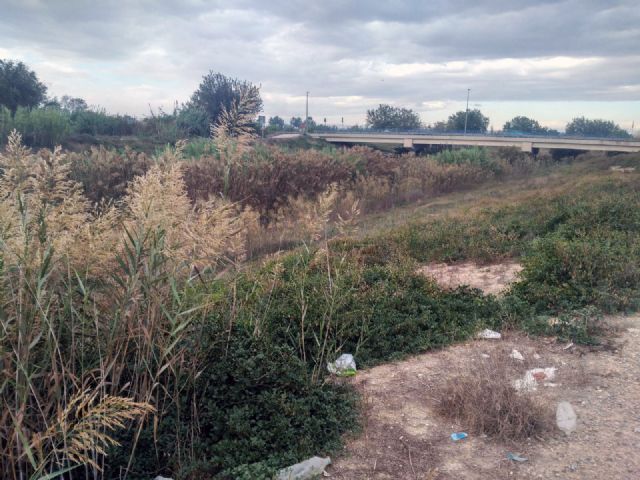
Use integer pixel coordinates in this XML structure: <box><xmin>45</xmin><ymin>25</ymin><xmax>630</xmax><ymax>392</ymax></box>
<box><xmin>306</xmin><ymin>132</ymin><xmax>640</xmax><ymax>153</ymax></box>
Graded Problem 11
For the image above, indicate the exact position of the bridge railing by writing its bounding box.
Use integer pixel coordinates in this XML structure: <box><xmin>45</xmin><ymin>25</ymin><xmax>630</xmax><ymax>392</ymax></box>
<box><xmin>313</xmin><ymin>128</ymin><xmax>636</xmax><ymax>143</ymax></box>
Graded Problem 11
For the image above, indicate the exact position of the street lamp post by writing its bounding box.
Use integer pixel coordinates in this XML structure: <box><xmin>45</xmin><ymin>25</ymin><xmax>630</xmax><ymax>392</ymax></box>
<box><xmin>463</xmin><ymin>88</ymin><xmax>470</xmax><ymax>135</ymax></box>
<box><xmin>305</xmin><ymin>91</ymin><xmax>309</xmax><ymax>134</ymax></box>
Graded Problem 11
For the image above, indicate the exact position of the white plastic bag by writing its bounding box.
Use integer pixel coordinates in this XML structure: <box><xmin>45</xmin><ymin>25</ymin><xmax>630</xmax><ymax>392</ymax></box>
<box><xmin>327</xmin><ymin>353</ymin><xmax>356</xmax><ymax>376</ymax></box>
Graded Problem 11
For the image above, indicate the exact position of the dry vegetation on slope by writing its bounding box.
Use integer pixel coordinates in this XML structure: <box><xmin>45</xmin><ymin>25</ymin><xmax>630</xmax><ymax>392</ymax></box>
<box><xmin>2</xmin><ymin>126</ymin><xmax>639</xmax><ymax>479</ymax></box>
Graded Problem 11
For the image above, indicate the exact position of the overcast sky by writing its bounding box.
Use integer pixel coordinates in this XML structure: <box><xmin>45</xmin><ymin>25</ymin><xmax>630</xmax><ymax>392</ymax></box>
<box><xmin>1</xmin><ymin>0</ymin><xmax>638</xmax><ymax>131</ymax></box>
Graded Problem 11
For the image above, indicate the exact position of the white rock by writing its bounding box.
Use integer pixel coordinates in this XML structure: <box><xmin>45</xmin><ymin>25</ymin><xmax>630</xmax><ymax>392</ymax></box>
<box><xmin>509</xmin><ymin>349</ymin><xmax>524</xmax><ymax>361</ymax></box>
<box><xmin>556</xmin><ymin>401</ymin><xmax>577</xmax><ymax>435</ymax></box>
<box><xmin>277</xmin><ymin>457</ymin><xmax>332</xmax><ymax>480</ymax></box>
<box><xmin>477</xmin><ymin>328</ymin><xmax>501</xmax><ymax>339</ymax></box>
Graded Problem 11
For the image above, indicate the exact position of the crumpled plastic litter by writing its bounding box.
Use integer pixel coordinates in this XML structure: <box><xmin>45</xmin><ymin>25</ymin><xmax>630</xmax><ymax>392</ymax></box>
<box><xmin>513</xmin><ymin>367</ymin><xmax>556</xmax><ymax>392</ymax></box>
<box><xmin>327</xmin><ymin>353</ymin><xmax>356</xmax><ymax>376</ymax></box>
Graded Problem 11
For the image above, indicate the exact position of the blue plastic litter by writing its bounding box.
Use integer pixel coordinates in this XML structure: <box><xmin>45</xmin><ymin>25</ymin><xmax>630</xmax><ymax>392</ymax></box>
<box><xmin>450</xmin><ymin>432</ymin><xmax>468</xmax><ymax>441</ymax></box>
<box><xmin>507</xmin><ymin>453</ymin><xmax>528</xmax><ymax>462</ymax></box>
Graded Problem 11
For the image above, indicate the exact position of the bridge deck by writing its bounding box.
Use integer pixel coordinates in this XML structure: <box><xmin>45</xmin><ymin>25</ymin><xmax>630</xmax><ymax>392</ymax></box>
<box><xmin>308</xmin><ymin>133</ymin><xmax>640</xmax><ymax>153</ymax></box>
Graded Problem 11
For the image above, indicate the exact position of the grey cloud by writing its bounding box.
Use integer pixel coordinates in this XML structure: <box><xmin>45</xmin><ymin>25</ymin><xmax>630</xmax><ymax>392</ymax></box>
<box><xmin>0</xmin><ymin>0</ymin><xmax>638</xmax><ymax>118</ymax></box>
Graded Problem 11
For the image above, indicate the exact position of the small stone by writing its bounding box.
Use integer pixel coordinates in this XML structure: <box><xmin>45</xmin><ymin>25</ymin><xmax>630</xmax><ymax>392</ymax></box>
<box><xmin>556</xmin><ymin>402</ymin><xmax>577</xmax><ymax>435</ymax></box>
<box><xmin>477</xmin><ymin>329</ymin><xmax>501</xmax><ymax>339</ymax></box>
<box><xmin>509</xmin><ymin>349</ymin><xmax>525</xmax><ymax>361</ymax></box>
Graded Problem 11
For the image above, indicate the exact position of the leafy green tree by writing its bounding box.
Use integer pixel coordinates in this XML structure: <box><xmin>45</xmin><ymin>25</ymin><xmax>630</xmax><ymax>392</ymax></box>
<box><xmin>0</xmin><ymin>59</ymin><xmax>48</xmax><ymax>113</ymax></box>
<box><xmin>176</xmin><ymin>105</ymin><xmax>209</xmax><ymax>136</ymax></box>
<box><xmin>565</xmin><ymin>117</ymin><xmax>630</xmax><ymax>138</ymax></box>
<box><xmin>60</xmin><ymin>95</ymin><xmax>88</xmax><ymax>113</ymax></box>
<box><xmin>503</xmin><ymin>116</ymin><xmax>542</xmax><ymax>134</ymax></box>
<box><xmin>431</xmin><ymin>121</ymin><xmax>448</xmax><ymax>131</ymax></box>
<box><xmin>189</xmin><ymin>72</ymin><xmax>262</xmax><ymax>132</ymax></box>
<box><xmin>446</xmin><ymin>109</ymin><xmax>489</xmax><ymax>133</ymax></box>
<box><xmin>290</xmin><ymin>117</ymin><xmax>303</xmax><ymax>129</ymax></box>
<box><xmin>268</xmin><ymin>116</ymin><xmax>285</xmax><ymax>129</ymax></box>
<box><xmin>366</xmin><ymin>104</ymin><xmax>422</xmax><ymax>130</ymax></box>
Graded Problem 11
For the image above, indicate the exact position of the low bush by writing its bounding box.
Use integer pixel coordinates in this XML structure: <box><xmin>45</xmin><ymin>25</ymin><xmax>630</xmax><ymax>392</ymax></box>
<box><xmin>109</xmin><ymin>323</ymin><xmax>358</xmax><ymax>480</ymax></box>
<box><xmin>437</xmin><ymin>355</ymin><xmax>551</xmax><ymax>441</ymax></box>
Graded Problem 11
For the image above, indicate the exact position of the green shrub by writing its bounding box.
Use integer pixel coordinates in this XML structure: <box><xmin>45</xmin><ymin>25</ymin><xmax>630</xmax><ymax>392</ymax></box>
<box><xmin>435</xmin><ymin>147</ymin><xmax>504</xmax><ymax>173</ymax></box>
<box><xmin>513</xmin><ymin>229</ymin><xmax>640</xmax><ymax>312</ymax></box>
<box><xmin>11</xmin><ymin>106</ymin><xmax>71</xmax><ymax>147</ymax></box>
<box><xmin>227</xmin><ymin>245</ymin><xmax>501</xmax><ymax>370</ymax></box>
<box><xmin>108</xmin><ymin>323</ymin><xmax>358</xmax><ymax>480</ymax></box>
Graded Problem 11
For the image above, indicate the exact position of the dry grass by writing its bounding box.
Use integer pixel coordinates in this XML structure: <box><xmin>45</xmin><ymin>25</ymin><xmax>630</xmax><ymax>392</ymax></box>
<box><xmin>0</xmin><ymin>131</ymin><xmax>240</xmax><ymax>478</ymax></box>
<box><xmin>437</xmin><ymin>353</ymin><xmax>551</xmax><ymax>441</ymax></box>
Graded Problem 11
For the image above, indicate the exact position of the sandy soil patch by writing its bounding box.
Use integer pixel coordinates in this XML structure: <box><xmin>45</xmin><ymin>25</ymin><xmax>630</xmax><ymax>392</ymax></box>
<box><xmin>416</xmin><ymin>262</ymin><xmax>523</xmax><ymax>295</ymax></box>
<box><xmin>329</xmin><ymin>315</ymin><xmax>640</xmax><ymax>479</ymax></box>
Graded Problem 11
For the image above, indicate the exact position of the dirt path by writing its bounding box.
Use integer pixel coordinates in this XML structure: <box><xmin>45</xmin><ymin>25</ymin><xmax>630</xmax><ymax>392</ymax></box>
<box><xmin>329</xmin><ymin>315</ymin><xmax>640</xmax><ymax>479</ymax></box>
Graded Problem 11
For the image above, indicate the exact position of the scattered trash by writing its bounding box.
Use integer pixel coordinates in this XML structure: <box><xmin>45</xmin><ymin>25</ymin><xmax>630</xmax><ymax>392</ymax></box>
<box><xmin>277</xmin><ymin>456</ymin><xmax>332</xmax><ymax>480</ymax></box>
<box><xmin>509</xmin><ymin>349</ymin><xmax>524</xmax><ymax>361</ymax></box>
<box><xmin>543</xmin><ymin>382</ymin><xmax>559</xmax><ymax>387</ymax></box>
<box><xmin>563</xmin><ymin>342</ymin><xmax>574</xmax><ymax>350</ymax></box>
<box><xmin>153</xmin><ymin>477</ymin><xmax>173</xmax><ymax>480</ymax></box>
<box><xmin>327</xmin><ymin>353</ymin><xmax>356</xmax><ymax>376</ymax></box>
<box><xmin>514</xmin><ymin>367</ymin><xmax>557</xmax><ymax>392</ymax></box>
<box><xmin>507</xmin><ymin>453</ymin><xmax>528</xmax><ymax>462</ymax></box>
<box><xmin>556</xmin><ymin>401</ymin><xmax>577</xmax><ymax>435</ymax></box>
<box><xmin>481</xmin><ymin>353</ymin><xmax>491</xmax><ymax>358</ymax></box>
<box><xmin>477</xmin><ymin>329</ymin><xmax>501</xmax><ymax>339</ymax></box>
<box><xmin>610</xmin><ymin>165</ymin><xmax>636</xmax><ymax>173</ymax></box>
<box><xmin>533</xmin><ymin>353</ymin><xmax>541</xmax><ymax>360</ymax></box>
<box><xmin>450</xmin><ymin>432</ymin><xmax>468</xmax><ymax>441</ymax></box>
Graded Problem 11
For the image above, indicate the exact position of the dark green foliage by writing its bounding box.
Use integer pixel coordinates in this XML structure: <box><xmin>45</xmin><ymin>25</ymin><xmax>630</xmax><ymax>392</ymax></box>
<box><xmin>434</xmin><ymin>147</ymin><xmax>504</xmax><ymax>174</ymax></box>
<box><xmin>503</xmin><ymin>116</ymin><xmax>557</xmax><ymax>135</ymax></box>
<box><xmin>520</xmin><ymin>307</ymin><xmax>604</xmax><ymax>346</ymax></box>
<box><xmin>189</xmin><ymin>72</ymin><xmax>262</xmax><ymax>130</ymax></box>
<box><xmin>446</xmin><ymin>109</ymin><xmax>489</xmax><ymax>133</ymax></box>
<box><xmin>390</xmin><ymin>174</ymin><xmax>640</xmax><ymax>333</ymax></box>
<box><xmin>566</xmin><ymin>117</ymin><xmax>630</xmax><ymax>139</ymax></box>
<box><xmin>366</xmin><ymin>104</ymin><xmax>422</xmax><ymax>130</ymax></box>
<box><xmin>268</xmin><ymin>115</ymin><xmax>285</xmax><ymax>130</ymax></box>
<box><xmin>223</xmin><ymin>245</ymin><xmax>501</xmax><ymax>369</ymax></box>
<box><xmin>109</xmin><ymin>324</ymin><xmax>358</xmax><ymax>480</ymax></box>
<box><xmin>72</xmin><ymin>109</ymin><xmax>138</xmax><ymax>136</ymax></box>
<box><xmin>10</xmin><ymin>106</ymin><xmax>70</xmax><ymax>147</ymax></box>
<box><xmin>0</xmin><ymin>59</ymin><xmax>47</xmax><ymax>113</ymax></box>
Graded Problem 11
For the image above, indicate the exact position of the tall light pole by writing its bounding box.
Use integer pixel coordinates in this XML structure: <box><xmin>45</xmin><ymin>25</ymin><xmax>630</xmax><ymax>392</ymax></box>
<box><xmin>463</xmin><ymin>88</ymin><xmax>470</xmax><ymax>135</ymax></box>
<box><xmin>305</xmin><ymin>91</ymin><xmax>309</xmax><ymax>134</ymax></box>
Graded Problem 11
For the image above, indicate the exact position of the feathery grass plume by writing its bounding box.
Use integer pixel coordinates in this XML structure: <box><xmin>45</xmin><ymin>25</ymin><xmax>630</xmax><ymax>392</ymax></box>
<box><xmin>211</xmin><ymin>83</ymin><xmax>260</xmax><ymax>148</ymax></box>
<box><xmin>0</xmin><ymin>130</ymin><xmax>97</xmax><ymax>275</ymax></box>
<box><xmin>125</xmin><ymin>159</ymin><xmax>242</xmax><ymax>274</ymax></box>
<box><xmin>306</xmin><ymin>185</ymin><xmax>338</xmax><ymax>242</ymax></box>
<box><xmin>30</xmin><ymin>390</ymin><xmax>154</xmax><ymax>474</ymax></box>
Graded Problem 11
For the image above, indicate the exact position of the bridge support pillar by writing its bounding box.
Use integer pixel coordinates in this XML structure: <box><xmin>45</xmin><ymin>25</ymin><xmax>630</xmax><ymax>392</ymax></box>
<box><xmin>403</xmin><ymin>138</ymin><xmax>414</xmax><ymax>148</ymax></box>
<box><xmin>520</xmin><ymin>142</ymin><xmax>533</xmax><ymax>153</ymax></box>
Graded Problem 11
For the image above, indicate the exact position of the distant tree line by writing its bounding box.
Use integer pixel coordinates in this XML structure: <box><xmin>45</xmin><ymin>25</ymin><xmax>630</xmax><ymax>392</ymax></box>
<box><xmin>0</xmin><ymin>59</ymin><xmax>633</xmax><ymax>147</ymax></box>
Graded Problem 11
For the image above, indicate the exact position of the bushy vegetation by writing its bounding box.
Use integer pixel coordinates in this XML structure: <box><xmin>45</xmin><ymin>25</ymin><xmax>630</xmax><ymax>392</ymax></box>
<box><xmin>2</xmin><ymin>122</ymin><xmax>639</xmax><ymax>479</ymax></box>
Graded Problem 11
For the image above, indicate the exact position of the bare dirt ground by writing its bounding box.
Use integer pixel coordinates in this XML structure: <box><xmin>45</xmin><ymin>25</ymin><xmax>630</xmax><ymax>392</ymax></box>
<box><xmin>416</xmin><ymin>262</ymin><xmax>523</xmax><ymax>296</ymax></box>
<box><xmin>329</xmin><ymin>263</ymin><xmax>640</xmax><ymax>479</ymax></box>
